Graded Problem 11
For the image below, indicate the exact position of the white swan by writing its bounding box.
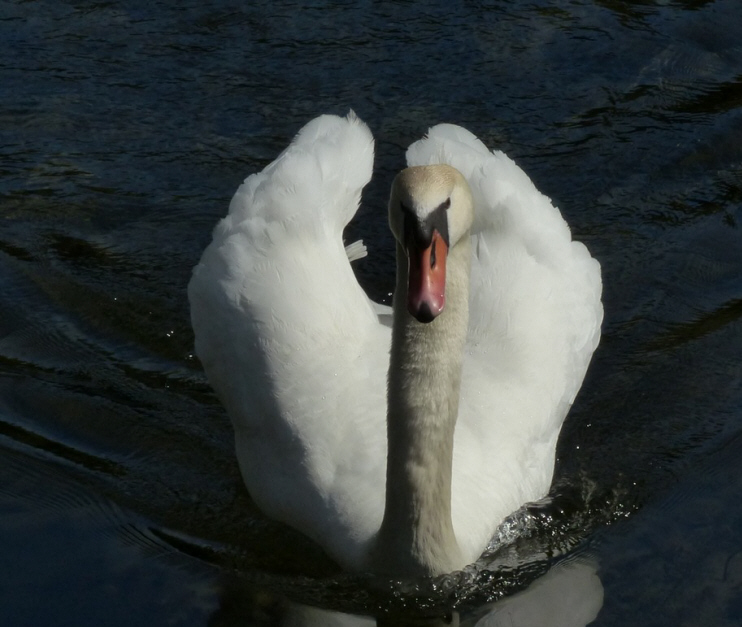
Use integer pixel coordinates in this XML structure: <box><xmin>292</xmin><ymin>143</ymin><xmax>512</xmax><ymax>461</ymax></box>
<box><xmin>188</xmin><ymin>112</ymin><xmax>602</xmax><ymax>577</ymax></box>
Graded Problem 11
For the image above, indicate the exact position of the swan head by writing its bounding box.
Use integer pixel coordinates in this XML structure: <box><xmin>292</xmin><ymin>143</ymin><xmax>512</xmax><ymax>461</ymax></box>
<box><xmin>389</xmin><ymin>164</ymin><xmax>473</xmax><ymax>323</ymax></box>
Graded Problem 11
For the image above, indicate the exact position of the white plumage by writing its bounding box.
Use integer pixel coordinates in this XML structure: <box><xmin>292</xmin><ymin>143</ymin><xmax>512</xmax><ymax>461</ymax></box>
<box><xmin>188</xmin><ymin>112</ymin><xmax>602</xmax><ymax>574</ymax></box>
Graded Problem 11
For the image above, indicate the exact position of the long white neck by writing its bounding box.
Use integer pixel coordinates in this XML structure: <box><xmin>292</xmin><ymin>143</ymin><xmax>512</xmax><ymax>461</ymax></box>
<box><xmin>370</xmin><ymin>236</ymin><xmax>471</xmax><ymax>577</ymax></box>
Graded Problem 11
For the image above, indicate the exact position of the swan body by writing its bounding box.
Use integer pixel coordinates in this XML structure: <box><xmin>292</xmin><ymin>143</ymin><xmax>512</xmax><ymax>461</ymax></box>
<box><xmin>188</xmin><ymin>112</ymin><xmax>602</xmax><ymax>575</ymax></box>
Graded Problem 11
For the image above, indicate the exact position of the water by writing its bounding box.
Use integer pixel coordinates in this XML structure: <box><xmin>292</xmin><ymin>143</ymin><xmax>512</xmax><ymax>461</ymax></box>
<box><xmin>2</xmin><ymin>0</ymin><xmax>741</xmax><ymax>624</ymax></box>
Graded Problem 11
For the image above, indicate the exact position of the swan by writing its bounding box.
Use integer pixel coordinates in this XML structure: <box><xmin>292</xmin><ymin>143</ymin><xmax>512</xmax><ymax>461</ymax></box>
<box><xmin>188</xmin><ymin>112</ymin><xmax>602</xmax><ymax>577</ymax></box>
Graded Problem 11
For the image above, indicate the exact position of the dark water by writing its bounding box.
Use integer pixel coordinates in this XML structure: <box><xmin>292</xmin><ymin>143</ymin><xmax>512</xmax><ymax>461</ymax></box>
<box><xmin>2</xmin><ymin>0</ymin><xmax>741</xmax><ymax>625</ymax></box>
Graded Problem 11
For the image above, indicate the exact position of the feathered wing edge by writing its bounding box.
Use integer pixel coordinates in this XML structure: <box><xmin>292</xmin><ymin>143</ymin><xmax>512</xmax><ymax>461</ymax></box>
<box><xmin>217</xmin><ymin>110</ymin><xmax>374</xmax><ymax>233</ymax></box>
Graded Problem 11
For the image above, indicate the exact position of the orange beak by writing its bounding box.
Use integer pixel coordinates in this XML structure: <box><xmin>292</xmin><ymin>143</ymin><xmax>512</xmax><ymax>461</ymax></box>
<box><xmin>407</xmin><ymin>229</ymin><xmax>448</xmax><ymax>323</ymax></box>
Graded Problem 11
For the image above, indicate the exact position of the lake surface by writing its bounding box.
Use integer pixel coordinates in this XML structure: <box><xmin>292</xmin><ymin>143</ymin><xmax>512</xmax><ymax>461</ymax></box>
<box><xmin>2</xmin><ymin>0</ymin><xmax>741</xmax><ymax>625</ymax></box>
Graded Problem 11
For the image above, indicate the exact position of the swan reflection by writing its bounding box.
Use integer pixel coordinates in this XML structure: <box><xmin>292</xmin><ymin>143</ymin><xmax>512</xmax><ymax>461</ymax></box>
<box><xmin>271</xmin><ymin>558</ymin><xmax>602</xmax><ymax>627</ymax></box>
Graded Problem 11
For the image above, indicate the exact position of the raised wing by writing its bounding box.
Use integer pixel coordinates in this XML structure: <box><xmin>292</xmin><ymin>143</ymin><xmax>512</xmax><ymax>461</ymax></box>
<box><xmin>407</xmin><ymin>124</ymin><xmax>602</xmax><ymax>416</ymax></box>
<box><xmin>189</xmin><ymin>112</ymin><xmax>388</xmax><ymax>459</ymax></box>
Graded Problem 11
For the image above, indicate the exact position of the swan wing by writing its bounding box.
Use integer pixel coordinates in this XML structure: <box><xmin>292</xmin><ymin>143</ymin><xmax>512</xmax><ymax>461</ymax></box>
<box><xmin>407</xmin><ymin>123</ymin><xmax>602</xmax><ymax>410</ymax></box>
<box><xmin>188</xmin><ymin>113</ymin><xmax>388</xmax><ymax>566</ymax></box>
<box><xmin>407</xmin><ymin>125</ymin><xmax>603</xmax><ymax>560</ymax></box>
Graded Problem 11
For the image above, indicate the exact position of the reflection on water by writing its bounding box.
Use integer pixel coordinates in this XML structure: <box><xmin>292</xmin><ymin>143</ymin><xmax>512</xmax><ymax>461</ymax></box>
<box><xmin>209</xmin><ymin>556</ymin><xmax>602</xmax><ymax>626</ymax></box>
<box><xmin>1</xmin><ymin>0</ymin><xmax>742</xmax><ymax>624</ymax></box>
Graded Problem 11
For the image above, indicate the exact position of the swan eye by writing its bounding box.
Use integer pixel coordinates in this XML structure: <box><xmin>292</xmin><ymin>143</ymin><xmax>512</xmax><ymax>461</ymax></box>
<box><xmin>400</xmin><ymin>198</ymin><xmax>451</xmax><ymax>249</ymax></box>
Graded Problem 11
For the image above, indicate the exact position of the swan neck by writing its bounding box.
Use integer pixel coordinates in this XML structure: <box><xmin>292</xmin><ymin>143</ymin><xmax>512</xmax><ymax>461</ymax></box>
<box><xmin>372</xmin><ymin>237</ymin><xmax>471</xmax><ymax>577</ymax></box>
